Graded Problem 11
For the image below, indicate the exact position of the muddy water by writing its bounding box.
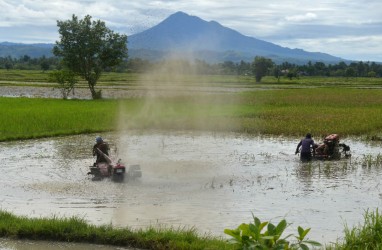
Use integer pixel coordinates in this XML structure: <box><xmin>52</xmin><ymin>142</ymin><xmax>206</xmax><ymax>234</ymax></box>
<box><xmin>1</xmin><ymin>131</ymin><xmax>382</xmax><ymax>246</ymax></box>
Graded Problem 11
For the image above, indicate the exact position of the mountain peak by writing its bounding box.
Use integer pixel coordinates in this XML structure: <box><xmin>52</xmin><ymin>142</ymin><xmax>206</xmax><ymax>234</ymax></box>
<box><xmin>0</xmin><ymin>12</ymin><xmax>344</xmax><ymax>64</ymax></box>
<box><xmin>168</xmin><ymin>11</ymin><xmax>191</xmax><ymax>18</ymax></box>
<box><xmin>128</xmin><ymin>11</ymin><xmax>343</xmax><ymax>64</ymax></box>
<box><xmin>166</xmin><ymin>11</ymin><xmax>202</xmax><ymax>22</ymax></box>
<box><xmin>129</xmin><ymin>11</ymin><xmax>256</xmax><ymax>51</ymax></box>
<box><xmin>154</xmin><ymin>11</ymin><xmax>211</xmax><ymax>32</ymax></box>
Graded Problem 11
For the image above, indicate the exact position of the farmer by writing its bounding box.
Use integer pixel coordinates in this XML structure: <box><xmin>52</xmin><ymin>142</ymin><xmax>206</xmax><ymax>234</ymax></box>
<box><xmin>295</xmin><ymin>133</ymin><xmax>315</xmax><ymax>162</ymax></box>
<box><xmin>93</xmin><ymin>136</ymin><xmax>110</xmax><ymax>163</ymax></box>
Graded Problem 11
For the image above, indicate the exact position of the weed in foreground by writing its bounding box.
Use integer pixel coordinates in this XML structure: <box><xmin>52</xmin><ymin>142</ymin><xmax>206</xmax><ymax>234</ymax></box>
<box><xmin>329</xmin><ymin>209</ymin><xmax>382</xmax><ymax>250</ymax></box>
<box><xmin>224</xmin><ymin>213</ymin><xmax>321</xmax><ymax>249</ymax></box>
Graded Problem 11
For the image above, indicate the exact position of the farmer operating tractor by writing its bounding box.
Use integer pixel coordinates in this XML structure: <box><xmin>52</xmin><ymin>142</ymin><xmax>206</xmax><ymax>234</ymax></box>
<box><xmin>296</xmin><ymin>133</ymin><xmax>351</xmax><ymax>162</ymax></box>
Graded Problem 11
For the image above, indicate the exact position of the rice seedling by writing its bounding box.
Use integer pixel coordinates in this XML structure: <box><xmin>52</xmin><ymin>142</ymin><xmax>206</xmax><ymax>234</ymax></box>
<box><xmin>360</xmin><ymin>154</ymin><xmax>382</xmax><ymax>169</ymax></box>
<box><xmin>0</xmin><ymin>97</ymin><xmax>120</xmax><ymax>141</ymax></box>
<box><xmin>3</xmin><ymin>79</ymin><xmax>382</xmax><ymax>141</ymax></box>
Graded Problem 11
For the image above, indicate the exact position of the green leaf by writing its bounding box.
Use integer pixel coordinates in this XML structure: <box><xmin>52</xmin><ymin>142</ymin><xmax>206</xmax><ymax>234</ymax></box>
<box><xmin>302</xmin><ymin>228</ymin><xmax>311</xmax><ymax>239</ymax></box>
<box><xmin>303</xmin><ymin>240</ymin><xmax>322</xmax><ymax>246</ymax></box>
<box><xmin>299</xmin><ymin>243</ymin><xmax>309</xmax><ymax>250</ymax></box>
<box><xmin>275</xmin><ymin>219</ymin><xmax>287</xmax><ymax>236</ymax></box>
<box><xmin>254</xmin><ymin>216</ymin><xmax>261</xmax><ymax>227</ymax></box>
<box><xmin>248</xmin><ymin>223</ymin><xmax>260</xmax><ymax>239</ymax></box>
<box><xmin>274</xmin><ymin>245</ymin><xmax>287</xmax><ymax>250</ymax></box>
<box><xmin>242</xmin><ymin>235</ymin><xmax>250</xmax><ymax>242</ymax></box>
<box><xmin>268</xmin><ymin>222</ymin><xmax>276</xmax><ymax>235</ymax></box>
<box><xmin>224</xmin><ymin>229</ymin><xmax>241</xmax><ymax>241</ymax></box>
<box><xmin>276</xmin><ymin>238</ymin><xmax>290</xmax><ymax>245</ymax></box>
<box><xmin>238</xmin><ymin>223</ymin><xmax>249</xmax><ymax>232</ymax></box>
<box><xmin>261</xmin><ymin>235</ymin><xmax>276</xmax><ymax>240</ymax></box>
<box><xmin>259</xmin><ymin>221</ymin><xmax>268</xmax><ymax>232</ymax></box>
<box><xmin>298</xmin><ymin>226</ymin><xmax>304</xmax><ymax>237</ymax></box>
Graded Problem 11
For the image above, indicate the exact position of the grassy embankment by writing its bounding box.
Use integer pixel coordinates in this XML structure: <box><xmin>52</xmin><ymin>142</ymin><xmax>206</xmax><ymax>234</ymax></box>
<box><xmin>0</xmin><ymin>210</ymin><xmax>232</xmax><ymax>250</ymax></box>
<box><xmin>2</xmin><ymin>209</ymin><xmax>382</xmax><ymax>249</ymax></box>
<box><xmin>2</xmin><ymin>87</ymin><xmax>382</xmax><ymax>141</ymax></box>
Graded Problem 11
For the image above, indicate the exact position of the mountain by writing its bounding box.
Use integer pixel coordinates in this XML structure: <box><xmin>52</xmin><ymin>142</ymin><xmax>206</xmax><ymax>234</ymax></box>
<box><xmin>0</xmin><ymin>11</ymin><xmax>345</xmax><ymax>64</ymax></box>
<box><xmin>0</xmin><ymin>42</ymin><xmax>54</xmax><ymax>58</ymax></box>
<box><xmin>128</xmin><ymin>11</ymin><xmax>344</xmax><ymax>64</ymax></box>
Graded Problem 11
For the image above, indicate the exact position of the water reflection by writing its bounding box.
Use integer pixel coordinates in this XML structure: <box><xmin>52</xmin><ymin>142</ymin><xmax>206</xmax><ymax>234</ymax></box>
<box><xmin>1</xmin><ymin>131</ymin><xmax>382</xmax><ymax>245</ymax></box>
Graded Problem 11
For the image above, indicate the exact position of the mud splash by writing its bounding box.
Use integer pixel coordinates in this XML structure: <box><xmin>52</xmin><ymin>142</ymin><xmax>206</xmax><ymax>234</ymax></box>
<box><xmin>1</xmin><ymin>131</ymin><xmax>382</xmax><ymax>244</ymax></box>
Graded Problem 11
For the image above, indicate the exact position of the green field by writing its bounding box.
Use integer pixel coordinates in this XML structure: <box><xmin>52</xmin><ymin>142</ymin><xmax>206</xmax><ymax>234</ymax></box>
<box><xmin>1</xmin><ymin>68</ymin><xmax>382</xmax><ymax>86</ymax></box>
<box><xmin>0</xmin><ymin>98</ymin><xmax>119</xmax><ymax>141</ymax></box>
<box><xmin>2</xmin><ymin>87</ymin><xmax>382</xmax><ymax>141</ymax></box>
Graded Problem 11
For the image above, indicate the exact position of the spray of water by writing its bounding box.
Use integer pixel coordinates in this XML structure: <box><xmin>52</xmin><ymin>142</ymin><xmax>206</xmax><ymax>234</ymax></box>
<box><xmin>115</xmin><ymin>51</ymin><xmax>239</xmax><ymax>162</ymax></box>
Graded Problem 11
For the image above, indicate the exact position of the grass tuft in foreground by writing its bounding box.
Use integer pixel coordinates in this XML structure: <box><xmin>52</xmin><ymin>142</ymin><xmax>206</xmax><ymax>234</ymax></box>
<box><xmin>330</xmin><ymin>209</ymin><xmax>382</xmax><ymax>250</ymax></box>
<box><xmin>0</xmin><ymin>210</ymin><xmax>232</xmax><ymax>249</ymax></box>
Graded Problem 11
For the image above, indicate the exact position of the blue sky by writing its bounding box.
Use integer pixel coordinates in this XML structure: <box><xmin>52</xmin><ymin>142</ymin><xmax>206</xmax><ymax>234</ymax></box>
<box><xmin>0</xmin><ymin>0</ymin><xmax>381</xmax><ymax>62</ymax></box>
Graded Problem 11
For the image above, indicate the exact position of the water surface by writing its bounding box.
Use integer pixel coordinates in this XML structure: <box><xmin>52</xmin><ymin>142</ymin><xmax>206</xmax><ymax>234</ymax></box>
<box><xmin>1</xmin><ymin>131</ymin><xmax>381</xmax><ymax>245</ymax></box>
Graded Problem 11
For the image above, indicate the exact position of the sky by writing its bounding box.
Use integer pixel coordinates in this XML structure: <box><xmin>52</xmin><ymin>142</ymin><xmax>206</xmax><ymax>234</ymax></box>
<box><xmin>0</xmin><ymin>0</ymin><xmax>381</xmax><ymax>62</ymax></box>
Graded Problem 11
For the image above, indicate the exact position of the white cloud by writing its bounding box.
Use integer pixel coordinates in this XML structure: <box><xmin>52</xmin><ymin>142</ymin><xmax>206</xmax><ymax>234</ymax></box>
<box><xmin>275</xmin><ymin>35</ymin><xmax>382</xmax><ymax>61</ymax></box>
<box><xmin>0</xmin><ymin>0</ymin><xmax>382</xmax><ymax>61</ymax></box>
<box><xmin>285</xmin><ymin>13</ymin><xmax>317</xmax><ymax>22</ymax></box>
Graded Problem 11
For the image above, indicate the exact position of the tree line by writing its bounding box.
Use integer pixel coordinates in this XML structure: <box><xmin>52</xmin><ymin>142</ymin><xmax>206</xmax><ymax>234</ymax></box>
<box><xmin>0</xmin><ymin>55</ymin><xmax>59</xmax><ymax>71</ymax></box>
<box><xmin>1</xmin><ymin>55</ymin><xmax>381</xmax><ymax>78</ymax></box>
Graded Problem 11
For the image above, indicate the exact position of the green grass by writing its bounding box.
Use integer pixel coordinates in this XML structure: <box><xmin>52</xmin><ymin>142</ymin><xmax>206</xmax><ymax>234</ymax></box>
<box><xmin>328</xmin><ymin>210</ymin><xmax>382</xmax><ymax>250</ymax></box>
<box><xmin>236</xmin><ymin>88</ymin><xmax>382</xmax><ymax>137</ymax></box>
<box><xmin>1</xmin><ymin>69</ymin><xmax>381</xmax><ymax>90</ymax></box>
<box><xmin>4</xmin><ymin>209</ymin><xmax>382</xmax><ymax>249</ymax></box>
<box><xmin>259</xmin><ymin>75</ymin><xmax>382</xmax><ymax>87</ymax></box>
<box><xmin>3</xmin><ymin>87</ymin><xmax>382</xmax><ymax>141</ymax></box>
<box><xmin>116</xmin><ymin>87</ymin><xmax>382</xmax><ymax>138</ymax></box>
<box><xmin>0</xmin><ymin>210</ymin><xmax>232</xmax><ymax>250</ymax></box>
<box><xmin>0</xmin><ymin>98</ymin><xmax>121</xmax><ymax>141</ymax></box>
<box><xmin>0</xmin><ymin>69</ymin><xmax>50</xmax><ymax>82</ymax></box>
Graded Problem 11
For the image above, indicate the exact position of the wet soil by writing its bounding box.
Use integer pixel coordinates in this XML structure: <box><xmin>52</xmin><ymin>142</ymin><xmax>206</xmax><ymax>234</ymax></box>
<box><xmin>1</xmin><ymin>131</ymin><xmax>382</xmax><ymax>245</ymax></box>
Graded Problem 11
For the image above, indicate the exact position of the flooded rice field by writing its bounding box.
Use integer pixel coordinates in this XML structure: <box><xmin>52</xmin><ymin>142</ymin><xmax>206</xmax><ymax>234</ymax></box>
<box><xmin>1</xmin><ymin>131</ymin><xmax>382</xmax><ymax>245</ymax></box>
<box><xmin>0</xmin><ymin>84</ymin><xmax>248</xmax><ymax>99</ymax></box>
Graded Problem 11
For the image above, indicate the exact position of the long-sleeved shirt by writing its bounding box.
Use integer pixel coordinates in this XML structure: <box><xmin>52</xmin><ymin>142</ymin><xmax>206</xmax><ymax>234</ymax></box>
<box><xmin>296</xmin><ymin>138</ymin><xmax>314</xmax><ymax>153</ymax></box>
